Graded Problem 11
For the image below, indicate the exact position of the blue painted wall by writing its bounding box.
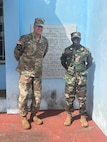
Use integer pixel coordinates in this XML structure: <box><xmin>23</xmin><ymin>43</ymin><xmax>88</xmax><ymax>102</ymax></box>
<box><xmin>0</xmin><ymin>0</ymin><xmax>87</xmax><ymax>90</ymax></box>
<box><xmin>19</xmin><ymin>0</ymin><xmax>87</xmax><ymax>44</ymax></box>
<box><xmin>3</xmin><ymin>0</ymin><xmax>107</xmax><ymax>137</ymax></box>
<box><xmin>0</xmin><ymin>64</ymin><xmax>6</xmax><ymax>89</ymax></box>
<box><xmin>86</xmin><ymin>0</ymin><xmax>107</xmax><ymax>137</ymax></box>
<box><xmin>3</xmin><ymin>0</ymin><xmax>87</xmax><ymax>111</ymax></box>
<box><xmin>4</xmin><ymin>0</ymin><xmax>20</xmax><ymax>110</ymax></box>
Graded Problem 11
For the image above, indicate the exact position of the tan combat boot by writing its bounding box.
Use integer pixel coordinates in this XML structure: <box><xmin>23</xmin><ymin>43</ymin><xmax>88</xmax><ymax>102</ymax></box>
<box><xmin>21</xmin><ymin>116</ymin><xmax>30</xmax><ymax>129</ymax></box>
<box><xmin>80</xmin><ymin>115</ymin><xmax>88</xmax><ymax>127</ymax></box>
<box><xmin>30</xmin><ymin>114</ymin><xmax>43</xmax><ymax>125</ymax></box>
<box><xmin>64</xmin><ymin>113</ymin><xmax>72</xmax><ymax>126</ymax></box>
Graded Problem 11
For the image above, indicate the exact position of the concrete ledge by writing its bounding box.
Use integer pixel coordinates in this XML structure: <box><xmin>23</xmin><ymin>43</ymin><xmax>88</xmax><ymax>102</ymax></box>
<box><xmin>7</xmin><ymin>109</ymin><xmax>19</xmax><ymax>114</ymax></box>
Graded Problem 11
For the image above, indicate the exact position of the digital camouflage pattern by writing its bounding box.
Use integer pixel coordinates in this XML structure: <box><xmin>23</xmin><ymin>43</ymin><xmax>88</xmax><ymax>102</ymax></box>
<box><xmin>14</xmin><ymin>32</ymin><xmax>48</xmax><ymax>117</ymax></box>
<box><xmin>34</xmin><ymin>18</ymin><xmax>45</xmax><ymax>27</ymax></box>
<box><xmin>14</xmin><ymin>32</ymin><xmax>48</xmax><ymax>77</ymax></box>
<box><xmin>60</xmin><ymin>44</ymin><xmax>93</xmax><ymax>115</ymax></box>
<box><xmin>18</xmin><ymin>74</ymin><xmax>41</xmax><ymax>116</ymax></box>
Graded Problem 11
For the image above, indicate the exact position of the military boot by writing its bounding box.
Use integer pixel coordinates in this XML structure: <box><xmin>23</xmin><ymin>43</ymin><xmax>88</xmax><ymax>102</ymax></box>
<box><xmin>80</xmin><ymin>115</ymin><xmax>88</xmax><ymax>127</ymax></box>
<box><xmin>30</xmin><ymin>113</ymin><xmax>43</xmax><ymax>125</ymax></box>
<box><xmin>21</xmin><ymin>116</ymin><xmax>30</xmax><ymax>129</ymax></box>
<box><xmin>64</xmin><ymin>113</ymin><xmax>72</xmax><ymax>126</ymax></box>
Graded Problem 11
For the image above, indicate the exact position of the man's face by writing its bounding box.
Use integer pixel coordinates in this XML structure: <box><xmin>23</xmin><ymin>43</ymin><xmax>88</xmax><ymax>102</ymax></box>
<box><xmin>33</xmin><ymin>25</ymin><xmax>43</xmax><ymax>35</ymax></box>
<box><xmin>72</xmin><ymin>37</ymin><xmax>81</xmax><ymax>46</ymax></box>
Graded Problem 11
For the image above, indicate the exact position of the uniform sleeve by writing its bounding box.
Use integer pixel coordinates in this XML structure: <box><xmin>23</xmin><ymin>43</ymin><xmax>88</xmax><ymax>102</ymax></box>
<box><xmin>60</xmin><ymin>51</ymin><xmax>68</xmax><ymax>70</ymax></box>
<box><xmin>86</xmin><ymin>51</ymin><xmax>93</xmax><ymax>69</ymax></box>
<box><xmin>14</xmin><ymin>36</ymin><xmax>25</xmax><ymax>61</ymax></box>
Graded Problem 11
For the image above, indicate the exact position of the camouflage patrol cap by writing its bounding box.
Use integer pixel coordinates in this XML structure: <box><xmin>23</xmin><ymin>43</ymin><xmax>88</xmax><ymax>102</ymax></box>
<box><xmin>71</xmin><ymin>32</ymin><xmax>81</xmax><ymax>39</ymax></box>
<box><xmin>34</xmin><ymin>18</ymin><xmax>45</xmax><ymax>27</ymax></box>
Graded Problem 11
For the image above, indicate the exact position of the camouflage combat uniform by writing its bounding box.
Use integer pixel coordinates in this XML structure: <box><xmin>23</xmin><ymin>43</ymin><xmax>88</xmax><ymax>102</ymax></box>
<box><xmin>14</xmin><ymin>32</ymin><xmax>48</xmax><ymax>117</ymax></box>
<box><xmin>60</xmin><ymin>44</ymin><xmax>93</xmax><ymax>116</ymax></box>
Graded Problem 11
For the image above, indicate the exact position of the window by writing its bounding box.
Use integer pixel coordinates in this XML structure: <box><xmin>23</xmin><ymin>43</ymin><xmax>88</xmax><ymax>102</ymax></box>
<box><xmin>0</xmin><ymin>1</ymin><xmax>5</xmax><ymax>64</ymax></box>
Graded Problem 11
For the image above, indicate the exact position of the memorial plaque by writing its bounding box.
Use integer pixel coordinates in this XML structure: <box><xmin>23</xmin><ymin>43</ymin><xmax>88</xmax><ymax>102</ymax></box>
<box><xmin>31</xmin><ymin>25</ymin><xmax>76</xmax><ymax>78</ymax></box>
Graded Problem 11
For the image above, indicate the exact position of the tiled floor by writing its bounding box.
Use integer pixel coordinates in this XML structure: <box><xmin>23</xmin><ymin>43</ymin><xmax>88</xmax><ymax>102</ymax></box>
<box><xmin>0</xmin><ymin>110</ymin><xmax>107</xmax><ymax>142</ymax></box>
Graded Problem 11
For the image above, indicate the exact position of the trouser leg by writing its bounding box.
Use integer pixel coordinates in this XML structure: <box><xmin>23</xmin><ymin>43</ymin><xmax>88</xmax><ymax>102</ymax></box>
<box><xmin>65</xmin><ymin>78</ymin><xmax>75</xmax><ymax>114</ymax></box>
<box><xmin>77</xmin><ymin>84</ymin><xmax>87</xmax><ymax>115</ymax></box>
<box><xmin>18</xmin><ymin>74</ymin><xmax>32</xmax><ymax>129</ymax></box>
<box><xmin>18</xmin><ymin>74</ymin><xmax>32</xmax><ymax>117</ymax></box>
<box><xmin>65</xmin><ymin>95</ymin><xmax>75</xmax><ymax>114</ymax></box>
<box><xmin>30</xmin><ymin>77</ymin><xmax>41</xmax><ymax>114</ymax></box>
<box><xmin>76</xmin><ymin>73</ymin><xmax>88</xmax><ymax>127</ymax></box>
<box><xmin>76</xmin><ymin>72</ymin><xmax>87</xmax><ymax>116</ymax></box>
<box><xmin>30</xmin><ymin>78</ymin><xmax>43</xmax><ymax>125</ymax></box>
<box><xmin>77</xmin><ymin>88</ymin><xmax>87</xmax><ymax>115</ymax></box>
<box><xmin>64</xmin><ymin>94</ymin><xmax>75</xmax><ymax>126</ymax></box>
<box><xmin>64</xmin><ymin>79</ymin><xmax>75</xmax><ymax>126</ymax></box>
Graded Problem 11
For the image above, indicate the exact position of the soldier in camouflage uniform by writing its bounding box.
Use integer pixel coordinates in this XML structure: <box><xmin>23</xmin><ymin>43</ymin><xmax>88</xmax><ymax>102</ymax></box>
<box><xmin>14</xmin><ymin>18</ymin><xmax>48</xmax><ymax>129</ymax></box>
<box><xmin>60</xmin><ymin>32</ymin><xmax>93</xmax><ymax>127</ymax></box>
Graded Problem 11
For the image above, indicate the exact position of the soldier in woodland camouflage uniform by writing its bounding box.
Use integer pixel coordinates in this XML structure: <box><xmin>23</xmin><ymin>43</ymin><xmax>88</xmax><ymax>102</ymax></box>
<box><xmin>60</xmin><ymin>32</ymin><xmax>93</xmax><ymax>127</ymax></box>
<box><xmin>14</xmin><ymin>18</ymin><xmax>48</xmax><ymax>129</ymax></box>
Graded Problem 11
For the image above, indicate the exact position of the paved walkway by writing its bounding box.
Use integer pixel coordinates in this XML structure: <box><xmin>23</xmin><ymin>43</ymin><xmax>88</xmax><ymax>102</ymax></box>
<box><xmin>0</xmin><ymin>110</ymin><xmax>107</xmax><ymax>142</ymax></box>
